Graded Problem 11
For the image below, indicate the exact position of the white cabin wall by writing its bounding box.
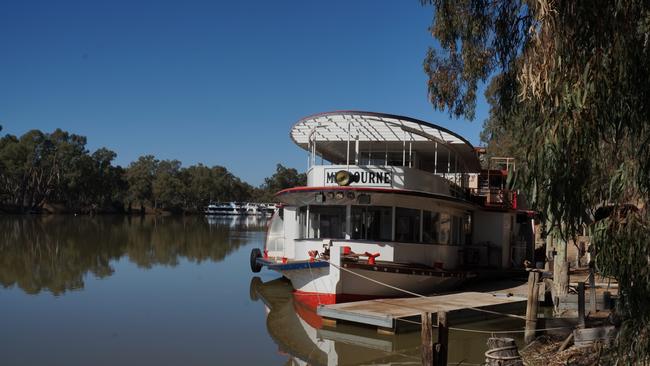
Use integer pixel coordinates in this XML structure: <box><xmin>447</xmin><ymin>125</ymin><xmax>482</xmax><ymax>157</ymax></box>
<box><xmin>393</xmin><ymin>243</ymin><xmax>459</xmax><ymax>269</ymax></box>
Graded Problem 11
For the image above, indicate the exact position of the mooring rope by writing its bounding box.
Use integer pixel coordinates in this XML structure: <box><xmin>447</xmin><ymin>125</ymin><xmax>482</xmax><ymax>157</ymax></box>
<box><xmin>395</xmin><ymin>317</ymin><xmax>572</xmax><ymax>334</ymax></box>
<box><xmin>319</xmin><ymin>258</ymin><xmax>526</xmax><ymax>320</ymax></box>
<box><xmin>306</xmin><ymin>261</ymin><xmax>323</xmax><ymax>306</ymax></box>
<box><xmin>318</xmin><ymin>258</ymin><xmax>428</xmax><ymax>298</ymax></box>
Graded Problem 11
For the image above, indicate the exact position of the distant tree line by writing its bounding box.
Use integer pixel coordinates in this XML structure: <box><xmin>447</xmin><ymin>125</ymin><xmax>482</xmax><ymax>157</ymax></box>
<box><xmin>0</xmin><ymin>128</ymin><xmax>306</xmax><ymax>214</ymax></box>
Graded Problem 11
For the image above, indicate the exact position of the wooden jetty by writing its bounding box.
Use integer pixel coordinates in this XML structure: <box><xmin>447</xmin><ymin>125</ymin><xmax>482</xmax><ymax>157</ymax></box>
<box><xmin>317</xmin><ymin>291</ymin><xmax>527</xmax><ymax>331</ymax></box>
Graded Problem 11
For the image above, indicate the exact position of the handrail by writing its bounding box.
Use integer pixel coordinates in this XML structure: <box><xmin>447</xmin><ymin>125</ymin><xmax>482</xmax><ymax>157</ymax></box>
<box><xmin>467</xmin><ymin>188</ymin><xmax>517</xmax><ymax>209</ymax></box>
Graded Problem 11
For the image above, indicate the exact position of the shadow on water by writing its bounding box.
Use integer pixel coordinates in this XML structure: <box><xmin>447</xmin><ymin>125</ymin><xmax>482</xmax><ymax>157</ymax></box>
<box><xmin>0</xmin><ymin>215</ymin><xmax>267</xmax><ymax>295</ymax></box>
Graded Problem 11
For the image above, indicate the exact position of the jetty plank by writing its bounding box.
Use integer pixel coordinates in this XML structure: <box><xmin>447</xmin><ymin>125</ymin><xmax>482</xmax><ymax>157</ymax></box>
<box><xmin>317</xmin><ymin>292</ymin><xmax>526</xmax><ymax>330</ymax></box>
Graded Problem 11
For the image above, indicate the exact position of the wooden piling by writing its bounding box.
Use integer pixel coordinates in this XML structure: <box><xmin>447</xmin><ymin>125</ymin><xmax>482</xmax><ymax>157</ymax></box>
<box><xmin>485</xmin><ymin>337</ymin><xmax>523</xmax><ymax>366</ymax></box>
<box><xmin>577</xmin><ymin>281</ymin><xmax>586</xmax><ymax>327</ymax></box>
<box><xmin>589</xmin><ymin>267</ymin><xmax>597</xmax><ymax>314</ymax></box>
<box><xmin>436</xmin><ymin>311</ymin><xmax>449</xmax><ymax>366</ymax></box>
<box><xmin>525</xmin><ymin>270</ymin><xmax>540</xmax><ymax>344</ymax></box>
<box><xmin>421</xmin><ymin>312</ymin><xmax>433</xmax><ymax>366</ymax></box>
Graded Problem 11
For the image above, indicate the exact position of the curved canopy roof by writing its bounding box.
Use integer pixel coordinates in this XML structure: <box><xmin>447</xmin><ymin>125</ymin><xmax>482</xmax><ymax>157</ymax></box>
<box><xmin>290</xmin><ymin>111</ymin><xmax>481</xmax><ymax>172</ymax></box>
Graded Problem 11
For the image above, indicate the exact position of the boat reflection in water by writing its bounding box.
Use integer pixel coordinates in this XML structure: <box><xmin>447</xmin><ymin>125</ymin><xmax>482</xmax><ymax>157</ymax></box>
<box><xmin>205</xmin><ymin>214</ymin><xmax>268</xmax><ymax>229</ymax></box>
<box><xmin>250</xmin><ymin>276</ymin><xmax>526</xmax><ymax>366</ymax></box>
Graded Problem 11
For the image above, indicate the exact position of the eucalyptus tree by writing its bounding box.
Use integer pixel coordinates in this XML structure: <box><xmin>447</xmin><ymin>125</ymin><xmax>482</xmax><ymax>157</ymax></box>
<box><xmin>259</xmin><ymin>164</ymin><xmax>307</xmax><ymax>201</ymax></box>
<box><xmin>422</xmin><ymin>0</ymin><xmax>650</xmax><ymax>361</ymax></box>
<box><xmin>125</xmin><ymin>155</ymin><xmax>159</xmax><ymax>211</ymax></box>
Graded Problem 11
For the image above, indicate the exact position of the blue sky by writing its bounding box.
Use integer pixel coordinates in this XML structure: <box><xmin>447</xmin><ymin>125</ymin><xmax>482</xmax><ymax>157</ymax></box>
<box><xmin>0</xmin><ymin>0</ymin><xmax>489</xmax><ymax>185</ymax></box>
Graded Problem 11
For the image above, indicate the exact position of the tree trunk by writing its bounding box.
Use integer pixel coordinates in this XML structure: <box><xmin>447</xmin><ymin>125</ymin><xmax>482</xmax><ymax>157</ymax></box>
<box><xmin>553</xmin><ymin>237</ymin><xmax>569</xmax><ymax>309</ymax></box>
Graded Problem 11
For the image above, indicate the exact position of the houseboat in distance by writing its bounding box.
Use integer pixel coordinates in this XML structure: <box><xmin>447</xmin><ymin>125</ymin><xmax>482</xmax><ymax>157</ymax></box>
<box><xmin>205</xmin><ymin>202</ymin><xmax>276</xmax><ymax>216</ymax></box>
<box><xmin>250</xmin><ymin>111</ymin><xmax>534</xmax><ymax>305</ymax></box>
<box><xmin>204</xmin><ymin>202</ymin><xmax>244</xmax><ymax>215</ymax></box>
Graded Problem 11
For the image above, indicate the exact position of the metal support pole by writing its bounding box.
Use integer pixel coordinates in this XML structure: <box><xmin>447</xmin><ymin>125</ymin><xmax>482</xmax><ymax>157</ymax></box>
<box><xmin>346</xmin><ymin>121</ymin><xmax>351</xmax><ymax>169</ymax></box>
<box><xmin>402</xmin><ymin>131</ymin><xmax>406</xmax><ymax>167</ymax></box>
<box><xmin>454</xmin><ymin>154</ymin><xmax>458</xmax><ymax>184</ymax></box>
<box><xmin>434</xmin><ymin>142</ymin><xmax>438</xmax><ymax>174</ymax></box>
<box><xmin>355</xmin><ymin>136</ymin><xmax>359</xmax><ymax>165</ymax></box>
<box><xmin>385</xmin><ymin>143</ymin><xmax>388</xmax><ymax>166</ymax></box>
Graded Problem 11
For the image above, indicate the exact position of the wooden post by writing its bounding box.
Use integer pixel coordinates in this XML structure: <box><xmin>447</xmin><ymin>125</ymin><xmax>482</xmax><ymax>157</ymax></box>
<box><xmin>421</xmin><ymin>312</ymin><xmax>433</xmax><ymax>366</ymax></box>
<box><xmin>436</xmin><ymin>311</ymin><xmax>449</xmax><ymax>366</ymax></box>
<box><xmin>553</xmin><ymin>238</ymin><xmax>569</xmax><ymax>302</ymax></box>
<box><xmin>485</xmin><ymin>337</ymin><xmax>523</xmax><ymax>366</ymax></box>
<box><xmin>589</xmin><ymin>267</ymin><xmax>597</xmax><ymax>314</ymax></box>
<box><xmin>525</xmin><ymin>270</ymin><xmax>540</xmax><ymax>344</ymax></box>
<box><xmin>577</xmin><ymin>281</ymin><xmax>586</xmax><ymax>327</ymax></box>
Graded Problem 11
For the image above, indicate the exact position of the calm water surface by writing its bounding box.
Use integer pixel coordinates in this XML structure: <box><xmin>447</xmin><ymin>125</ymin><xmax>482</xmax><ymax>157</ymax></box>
<box><xmin>0</xmin><ymin>215</ymin><xmax>524</xmax><ymax>365</ymax></box>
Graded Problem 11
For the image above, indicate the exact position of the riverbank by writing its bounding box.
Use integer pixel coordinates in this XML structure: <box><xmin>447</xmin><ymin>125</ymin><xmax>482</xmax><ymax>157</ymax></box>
<box><xmin>522</xmin><ymin>335</ymin><xmax>606</xmax><ymax>365</ymax></box>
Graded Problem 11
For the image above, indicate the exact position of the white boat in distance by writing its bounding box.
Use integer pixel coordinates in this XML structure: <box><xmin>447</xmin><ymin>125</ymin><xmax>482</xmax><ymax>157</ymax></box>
<box><xmin>205</xmin><ymin>202</ymin><xmax>276</xmax><ymax>216</ymax></box>
<box><xmin>250</xmin><ymin>111</ymin><xmax>535</xmax><ymax>306</ymax></box>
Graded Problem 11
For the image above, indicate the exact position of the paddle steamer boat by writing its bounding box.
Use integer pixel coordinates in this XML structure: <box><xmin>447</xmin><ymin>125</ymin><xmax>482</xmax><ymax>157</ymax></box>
<box><xmin>250</xmin><ymin>111</ymin><xmax>534</xmax><ymax>305</ymax></box>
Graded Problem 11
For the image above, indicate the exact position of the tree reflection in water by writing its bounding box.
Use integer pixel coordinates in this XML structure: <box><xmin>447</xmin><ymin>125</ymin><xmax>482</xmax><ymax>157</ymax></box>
<box><xmin>0</xmin><ymin>215</ymin><xmax>266</xmax><ymax>295</ymax></box>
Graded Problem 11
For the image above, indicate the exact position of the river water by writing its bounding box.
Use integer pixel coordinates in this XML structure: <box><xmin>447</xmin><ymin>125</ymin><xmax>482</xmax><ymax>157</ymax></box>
<box><xmin>0</xmin><ymin>215</ymin><xmax>525</xmax><ymax>365</ymax></box>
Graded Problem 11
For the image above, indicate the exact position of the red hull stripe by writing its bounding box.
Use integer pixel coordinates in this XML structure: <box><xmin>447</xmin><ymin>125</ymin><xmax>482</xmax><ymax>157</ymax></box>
<box><xmin>292</xmin><ymin>290</ymin><xmax>400</xmax><ymax>308</ymax></box>
<box><xmin>275</xmin><ymin>185</ymin><xmax>473</xmax><ymax>205</ymax></box>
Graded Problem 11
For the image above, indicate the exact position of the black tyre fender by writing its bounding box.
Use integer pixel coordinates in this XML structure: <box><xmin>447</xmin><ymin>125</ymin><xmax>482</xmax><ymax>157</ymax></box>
<box><xmin>250</xmin><ymin>248</ymin><xmax>263</xmax><ymax>273</ymax></box>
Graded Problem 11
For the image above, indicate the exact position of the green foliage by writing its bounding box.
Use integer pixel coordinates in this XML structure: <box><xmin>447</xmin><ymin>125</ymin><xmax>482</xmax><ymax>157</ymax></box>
<box><xmin>258</xmin><ymin>164</ymin><xmax>307</xmax><ymax>202</ymax></box>
<box><xmin>0</xmin><ymin>128</ymin><xmax>305</xmax><ymax>213</ymax></box>
<box><xmin>125</xmin><ymin>155</ymin><xmax>158</xmax><ymax>207</ymax></box>
<box><xmin>0</xmin><ymin>129</ymin><xmax>127</xmax><ymax>212</ymax></box>
<box><xmin>423</xmin><ymin>0</ymin><xmax>650</xmax><ymax>361</ymax></box>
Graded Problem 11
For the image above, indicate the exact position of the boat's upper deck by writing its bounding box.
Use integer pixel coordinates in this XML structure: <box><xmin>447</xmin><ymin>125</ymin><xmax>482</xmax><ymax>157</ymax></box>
<box><xmin>291</xmin><ymin>111</ymin><xmax>482</xmax><ymax>194</ymax></box>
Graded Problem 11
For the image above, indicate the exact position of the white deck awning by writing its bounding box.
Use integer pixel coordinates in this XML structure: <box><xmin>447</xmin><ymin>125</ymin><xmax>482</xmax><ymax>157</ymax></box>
<box><xmin>290</xmin><ymin>111</ymin><xmax>481</xmax><ymax>172</ymax></box>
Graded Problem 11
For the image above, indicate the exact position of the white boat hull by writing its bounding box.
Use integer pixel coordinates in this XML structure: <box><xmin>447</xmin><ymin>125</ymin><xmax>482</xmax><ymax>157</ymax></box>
<box><xmin>279</xmin><ymin>264</ymin><xmax>467</xmax><ymax>305</ymax></box>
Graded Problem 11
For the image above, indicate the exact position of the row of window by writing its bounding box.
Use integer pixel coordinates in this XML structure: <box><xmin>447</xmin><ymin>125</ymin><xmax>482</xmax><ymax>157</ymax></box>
<box><xmin>298</xmin><ymin>205</ymin><xmax>471</xmax><ymax>245</ymax></box>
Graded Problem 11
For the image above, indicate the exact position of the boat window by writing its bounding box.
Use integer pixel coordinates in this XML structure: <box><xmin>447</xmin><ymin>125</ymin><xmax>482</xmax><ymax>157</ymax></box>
<box><xmin>298</xmin><ymin>206</ymin><xmax>308</xmax><ymax>238</ymax></box>
<box><xmin>351</xmin><ymin>206</ymin><xmax>392</xmax><ymax>241</ymax></box>
<box><xmin>307</xmin><ymin>205</ymin><xmax>346</xmax><ymax>239</ymax></box>
<box><xmin>358</xmin><ymin>151</ymin><xmax>413</xmax><ymax>167</ymax></box>
<box><xmin>422</xmin><ymin>210</ymin><xmax>440</xmax><ymax>244</ymax></box>
<box><xmin>439</xmin><ymin>213</ymin><xmax>451</xmax><ymax>244</ymax></box>
<box><xmin>451</xmin><ymin>215</ymin><xmax>462</xmax><ymax>245</ymax></box>
<box><xmin>463</xmin><ymin>213</ymin><xmax>472</xmax><ymax>245</ymax></box>
<box><xmin>395</xmin><ymin>208</ymin><xmax>420</xmax><ymax>243</ymax></box>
